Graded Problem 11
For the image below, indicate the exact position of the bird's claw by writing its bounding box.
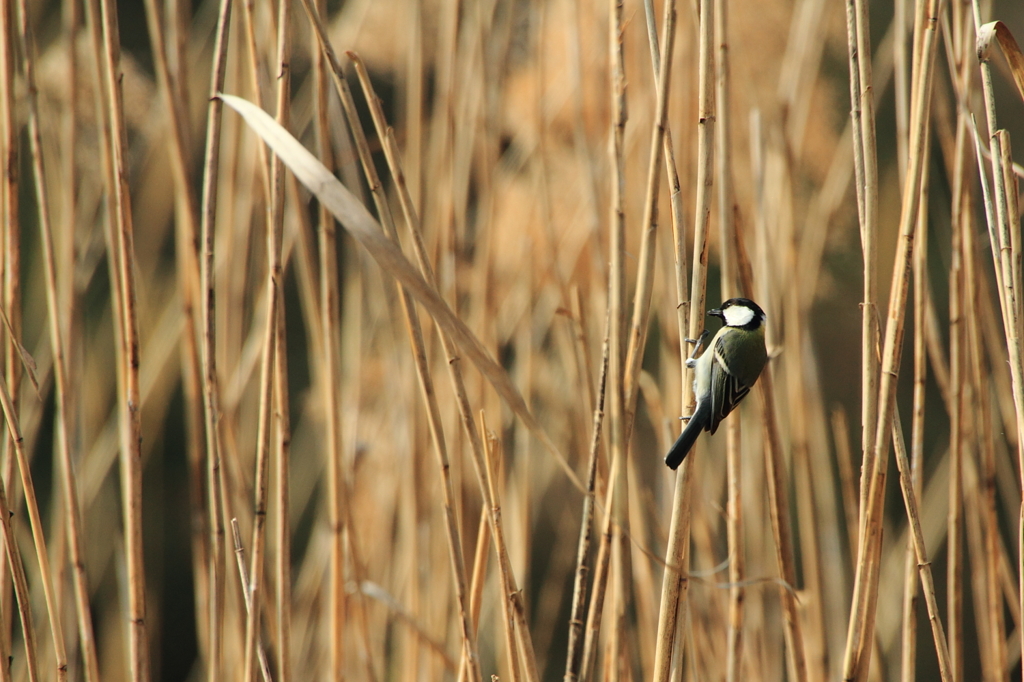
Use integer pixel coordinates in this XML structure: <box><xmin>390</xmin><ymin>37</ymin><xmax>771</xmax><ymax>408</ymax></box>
<box><xmin>685</xmin><ymin>330</ymin><xmax>710</xmax><ymax>361</ymax></box>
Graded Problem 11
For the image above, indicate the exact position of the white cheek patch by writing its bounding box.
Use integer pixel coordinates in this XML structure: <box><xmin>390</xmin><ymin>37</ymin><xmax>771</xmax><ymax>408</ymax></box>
<box><xmin>723</xmin><ymin>305</ymin><xmax>755</xmax><ymax>327</ymax></box>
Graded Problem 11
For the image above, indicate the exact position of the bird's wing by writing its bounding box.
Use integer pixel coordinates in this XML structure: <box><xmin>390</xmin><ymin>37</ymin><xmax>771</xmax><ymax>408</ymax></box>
<box><xmin>708</xmin><ymin>338</ymin><xmax>752</xmax><ymax>435</ymax></box>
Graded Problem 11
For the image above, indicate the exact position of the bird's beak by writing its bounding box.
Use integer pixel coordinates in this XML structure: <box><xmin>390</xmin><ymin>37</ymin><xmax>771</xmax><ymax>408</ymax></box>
<box><xmin>708</xmin><ymin>308</ymin><xmax>724</xmax><ymax>320</ymax></box>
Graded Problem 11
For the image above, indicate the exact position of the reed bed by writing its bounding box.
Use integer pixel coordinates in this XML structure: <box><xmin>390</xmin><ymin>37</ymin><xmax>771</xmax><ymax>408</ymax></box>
<box><xmin>2</xmin><ymin>0</ymin><xmax>1024</xmax><ymax>680</ymax></box>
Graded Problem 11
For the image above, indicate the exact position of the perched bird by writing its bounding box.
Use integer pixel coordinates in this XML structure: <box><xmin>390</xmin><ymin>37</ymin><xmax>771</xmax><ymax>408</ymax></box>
<box><xmin>665</xmin><ymin>298</ymin><xmax>768</xmax><ymax>469</ymax></box>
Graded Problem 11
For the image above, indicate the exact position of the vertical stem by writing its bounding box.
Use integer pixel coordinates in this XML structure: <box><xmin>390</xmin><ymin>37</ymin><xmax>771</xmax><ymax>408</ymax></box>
<box><xmin>945</xmin><ymin>25</ymin><xmax>969</xmax><ymax>679</ymax></box>
<box><xmin>579</xmin><ymin>0</ymin><xmax>627</xmax><ymax>677</ymax></box>
<box><xmin>98</xmin><ymin>0</ymin><xmax>149</xmax><ymax>670</ymax></box>
<box><xmin>902</xmin><ymin>144</ymin><xmax>930</xmax><ymax>682</ymax></box>
<box><xmin>844</xmin><ymin>0</ymin><xmax>879</xmax><ymax>540</ymax></box>
<box><xmin>140</xmin><ymin>0</ymin><xmax>209</xmax><ymax>667</ymax></box>
<box><xmin>842</xmin><ymin>1</ymin><xmax>944</xmax><ymax>679</ymax></box>
<box><xmin>605</xmin><ymin>0</ymin><xmax>628</xmax><ymax>673</ymax></box>
<box><xmin>298</xmin><ymin>6</ymin><xmax>481</xmax><ymax>678</ymax></box>
<box><xmin>564</xmin><ymin>313</ymin><xmax>609</xmax><ymax>682</ymax></box>
<box><xmin>0</xmin><ymin>0</ymin><xmax>15</xmax><ymax>666</ymax></box>
<box><xmin>972</xmin><ymin>4</ymin><xmax>1024</xmax><ymax>673</ymax></box>
<box><xmin>653</xmin><ymin>0</ymin><xmax>715</xmax><ymax>679</ymax></box>
<box><xmin>347</xmin><ymin>42</ymin><xmax>543</xmax><ymax>682</ymax></box>
<box><xmin>230</xmin><ymin>520</ymin><xmax>273</xmax><ymax>681</ymax></box>
<box><xmin>272</xmin><ymin>269</ymin><xmax>292</xmax><ymax>682</ymax></box>
<box><xmin>6</xmin><ymin>1</ymin><xmax>71</xmax><ymax>679</ymax></box>
<box><xmin>0</xmin><ymin>442</ymin><xmax>37</xmax><ymax>682</ymax></box>
<box><xmin>713</xmin><ymin>0</ymin><xmax>745</xmax><ymax>677</ymax></box>
<box><xmin>197</xmin><ymin>0</ymin><xmax>233</xmax><ymax>679</ymax></box>
<box><xmin>243</xmin><ymin>1</ymin><xmax>289</xmax><ymax>679</ymax></box>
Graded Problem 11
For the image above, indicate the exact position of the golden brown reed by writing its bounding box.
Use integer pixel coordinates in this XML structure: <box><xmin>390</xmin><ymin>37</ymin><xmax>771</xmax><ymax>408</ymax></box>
<box><xmin>3</xmin><ymin>0</ymin><xmax>1024</xmax><ymax>680</ymax></box>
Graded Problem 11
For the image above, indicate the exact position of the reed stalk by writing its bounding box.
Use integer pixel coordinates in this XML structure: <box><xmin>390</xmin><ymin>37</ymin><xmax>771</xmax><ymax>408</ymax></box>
<box><xmin>242</xmin><ymin>1</ymin><xmax>289</xmax><ymax>678</ymax></box>
<box><xmin>0</xmin><ymin>442</ymin><xmax>37</xmax><ymax>682</ymax></box>
<box><xmin>0</xmin><ymin>0</ymin><xmax>14</xmax><ymax>664</ymax></box>
<box><xmin>972</xmin><ymin>6</ymin><xmax>1024</xmax><ymax>673</ymax></box>
<box><xmin>33</xmin><ymin>2</ymin><xmax>1024</xmax><ymax>680</ymax></box>
<box><xmin>842</xmin><ymin>1</ymin><xmax>949</xmax><ymax>679</ymax></box>
<box><xmin>9</xmin><ymin>1</ymin><xmax>80</xmax><ymax>678</ymax></box>
<box><xmin>347</xmin><ymin>51</ymin><xmax>541</xmax><ymax>681</ymax></box>
<box><xmin>197</xmin><ymin>0</ymin><xmax>234</xmax><ymax>678</ymax></box>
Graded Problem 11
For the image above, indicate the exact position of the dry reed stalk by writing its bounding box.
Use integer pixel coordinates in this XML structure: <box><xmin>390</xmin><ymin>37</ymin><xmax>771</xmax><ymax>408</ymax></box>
<box><xmin>56</xmin><ymin>10</ymin><xmax>78</xmax><ymax>550</ymax></box>
<box><xmin>972</xmin><ymin>9</ymin><xmax>1024</xmax><ymax>673</ymax></box>
<box><xmin>467</xmin><ymin>503</ymin><xmax>490</xmax><ymax>636</ymax></box>
<box><xmin>711</xmin><ymin>0</ymin><xmax>745</xmax><ymax>677</ymax></box>
<box><xmin>937</xmin><ymin>11</ymin><xmax>970</xmax><ymax>675</ymax></box>
<box><xmin>570</xmin><ymin>287</ymin><xmax>600</xmax><ymax>454</ymax></box>
<box><xmin>842</xmin><ymin>0</ymin><xmax>947</xmax><ymax>679</ymax></box>
<box><xmin>942</xmin><ymin>13</ymin><xmax>972</xmax><ymax>677</ymax></box>
<box><xmin>272</xmin><ymin>271</ymin><xmax>292</xmax><ymax>682</ymax></box>
<box><xmin>965</xmin><ymin>107</ymin><xmax>1014</xmax><ymax>680</ymax></box>
<box><xmin>563</xmin><ymin>307</ymin><xmax>609</xmax><ymax>682</ymax></box>
<box><xmin>0</xmin><ymin>441</ymin><xmax>37</xmax><ymax>682</ymax></box>
<box><xmin>843</xmin><ymin>0</ymin><xmax>879</xmax><ymax>539</ymax></box>
<box><xmin>890</xmin><ymin>398</ymin><xmax>954</xmax><ymax>677</ymax></box>
<box><xmin>139</xmin><ymin>0</ymin><xmax>210</xmax><ymax>660</ymax></box>
<box><xmin>295</xmin><ymin>7</ymin><xmax>480</xmax><ymax>679</ymax></box>
<box><xmin>712</xmin><ymin>0</ymin><xmax>734</xmax><ymax>296</ymax></box>
<box><xmin>242</xmin><ymin>1</ymin><xmax>289</xmax><ymax>678</ymax></box>
<box><xmin>605</xmin><ymin>64</ymin><xmax>676</xmax><ymax>671</ymax></box>
<box><xmin>346</xmin><ymin>47</ymin><xmax>539</xmax><ymax>680</ymax></box>
<box><xmin>197</xmin><ymin>1</ymin><xmax>233</xmax><ymax>678</ymax></box>
<box><xmin>784</xmin><ymin>288</ymin><xmax>826</xmax><ymax>680</ymax></box>
<box><xmin>478</xmin><ymin>414</ymin><xmax>525</xmax><ymax>682</ymax></box>
<box><xmin>627</xmin><ymin>401</ymin><xmax>660</xmax><ymax>675</ymax></box>
<box><xmin>601</xmin><ymin>0</ymin><xmax>628</xmax><ymax>674</ymax></box>
<box><xmin>70</xmin><ymin>0</ymin><xmax>144</xmax><ymax>677</ymax></box>
<box><xmin>238</xmin><ymin>0</ymin><xmax>273</xmax><ymax>200</ymax></box>
<box><xmin>743</xmin><ymin>115</ymin><xmax>809</xmax><ymax>682</ymax></box>
<box><xmin>0</xmin><ymin>0</ymin><xmax>16</xmax><ymax>663</ymax></box>
<box><xmin>336</xmin><ymin>282</ymin><xmax>379</xmax><ymax>682</ymax></box>
<box><xmin>965</xmin><ymin>255</ymin><xmax>1007</xmax><ymax>681</ymax></box>
<box><xmin>458</xmin><ymin>505</ymin><xmax>489</xmax><ymax>682</ymax></box>
<box><xmin>332</xmin><ymin>39</ymin><xmax>475</xmax><ymax>678</ymax></box>
<box><xmin>754</xmin><ymin>373</ymin><xmax>808</xmax><ymax>682</ymax></box>
<box><xmin>0</xmin><ymin>0</ymin><xmax>19</xmax><ymax>652</ymax></box>
<box><xmin>7</xmin><ymin>2</ymin><xmax>72</xmax><ymax>679</ymax></box>
<box><xmin>0</xmin><ymin>0</ymin><xmax>13</xmax><ymax>384</ymax></box>
<box><xmin>959</xmin><ymin>444</ymin><xmax>992</xmax><ymax>680</ymax></box>
<box><xmin>901</xmin><ymin>153</ymin><xmax>930</xmax><ymax>682</ymax></box>
<box><xmin>214</xmin><ymin>93</ymin><xmax>554</xmax><ymax>459</ymax></box>
<box><xmin>230</xmin><ymin>519</ymin><xmax>272</xmax><ymax>681</ymax></box>
<box><xmin>94</xmin><ymin>0</ymin><xmax>150</xmax><ymax>676</ymax></box>
<box><xmin>288</xmin><ymin>3</ymin><xmax>345</xmax><ymax>675</ymax></box>
<box><xmin>651</xmin><ymin>0</ymin><xmax>717</xmax><ymax>676</ymax></box>
<box><xmin>623</xmin><ymin>0</ymin><xmax>676</xmax><ymax>423</ymax></box>
<box><xmin>654</xmin><ymin>7</ymin><xmax>695</xmax><ymax>674</ymax></box>
<box><xmin>944</xmin><ymin>192</ymin><xmax>964</xmax><ymax>682</ymax></box>
<box><xmin>578</xmin><ymin>1</ymin><xmax>628</xmax><ymax>678</ymax></box>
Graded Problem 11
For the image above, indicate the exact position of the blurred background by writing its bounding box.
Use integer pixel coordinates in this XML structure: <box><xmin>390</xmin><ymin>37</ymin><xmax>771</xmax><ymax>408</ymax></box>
<box><xmin>8</xmin><ymin>0</ymin><xmax>1024</xmax><ymax>679</ymax></box>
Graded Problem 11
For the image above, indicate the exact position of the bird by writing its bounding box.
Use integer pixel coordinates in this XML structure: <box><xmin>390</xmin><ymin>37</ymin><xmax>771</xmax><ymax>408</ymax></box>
<box><xmin>664</xmin><ymin>297</ymin><xmax>768</xmax><ymax>469</ymax></box>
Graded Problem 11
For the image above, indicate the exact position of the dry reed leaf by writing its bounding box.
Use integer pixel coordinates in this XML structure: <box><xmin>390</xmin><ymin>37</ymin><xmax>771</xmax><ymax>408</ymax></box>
<box><xmin>978</xmin><ymin>21</ymin><xmax>1024</xmax><ymax>107</ymax></box>
<box><xmin>218</xmin><ymin>93</ymin><xmax>581</xmax><ymax>487</ymax></box>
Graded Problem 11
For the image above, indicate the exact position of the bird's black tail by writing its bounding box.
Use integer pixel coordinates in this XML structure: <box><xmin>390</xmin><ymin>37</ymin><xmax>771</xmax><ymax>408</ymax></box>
<box><xmin>665</xmin><ymin>400</ymin><xmax>711</xmax><ymax>469</ymax></box>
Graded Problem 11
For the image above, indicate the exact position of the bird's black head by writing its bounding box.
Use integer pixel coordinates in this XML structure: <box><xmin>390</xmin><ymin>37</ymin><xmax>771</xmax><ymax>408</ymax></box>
<box><xmin>708</xmin><ymin>298</ymin><xmax>766</xmax><ymax>330</ymax></box>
